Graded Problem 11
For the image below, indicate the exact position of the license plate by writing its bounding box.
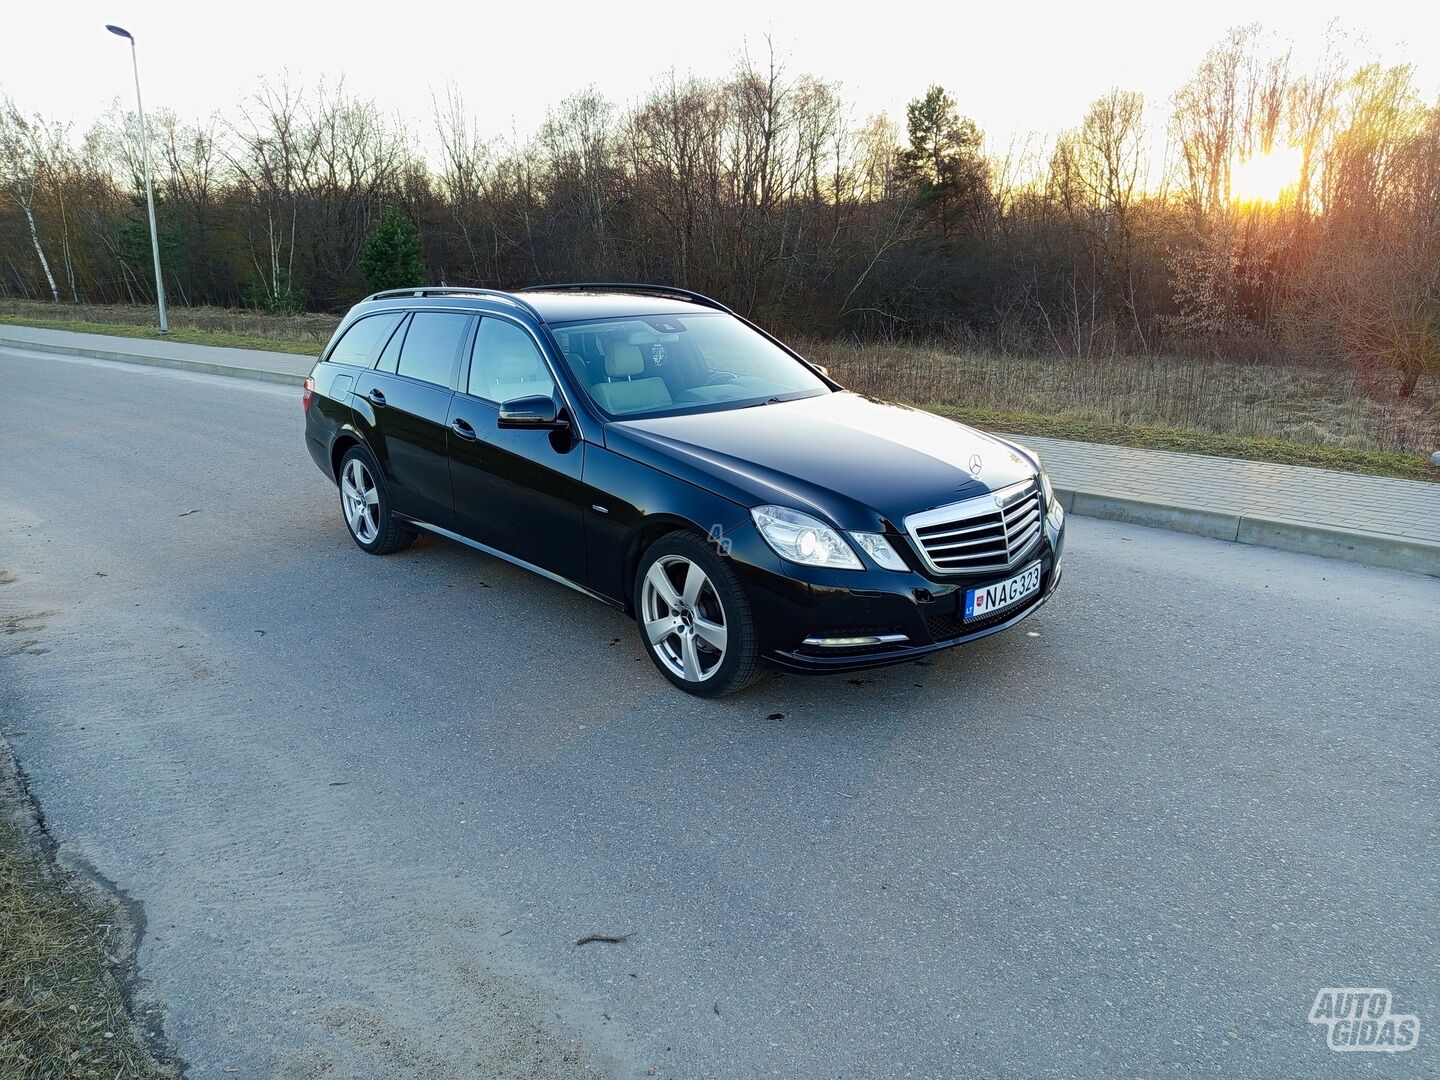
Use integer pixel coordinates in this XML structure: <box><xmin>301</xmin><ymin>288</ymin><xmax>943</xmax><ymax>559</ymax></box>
<box><xmin>964</xmin><ymin>561</ymin><xmax>1042</xmax><ymax>621</ymax></box>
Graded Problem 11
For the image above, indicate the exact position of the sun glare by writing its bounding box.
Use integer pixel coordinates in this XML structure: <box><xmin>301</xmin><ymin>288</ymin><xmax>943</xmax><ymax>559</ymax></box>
<box><xmin>1230</xmin><ymin>144</ymin><xmax>1304</xmax><ymax>205</ymax></box>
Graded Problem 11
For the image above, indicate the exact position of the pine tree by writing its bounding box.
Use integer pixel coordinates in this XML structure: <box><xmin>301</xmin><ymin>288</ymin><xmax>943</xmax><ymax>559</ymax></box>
<box><xmin>359</xmin><ymin>208</ymin><xmax>424</xmax><ymax>292</ymax></box>
<box><xmin>897</xmin><ymin>87</ymin><xmax>988</xmax><ymax>240</ymax></box>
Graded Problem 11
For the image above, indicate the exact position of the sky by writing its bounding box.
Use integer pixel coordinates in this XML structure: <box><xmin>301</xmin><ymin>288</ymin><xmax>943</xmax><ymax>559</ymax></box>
<box><xmin>8</xmin><ymin>0</ymin><xmax>1439</xmax><ymax>166</ymax></box>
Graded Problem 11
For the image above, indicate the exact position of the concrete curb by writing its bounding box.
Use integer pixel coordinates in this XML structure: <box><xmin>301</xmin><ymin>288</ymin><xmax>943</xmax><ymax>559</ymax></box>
<box><xmin>1067</xmin><ymin>490</ymin><xmax>1241</xmax><ymax>541</ymax></box>
<box><xmin>0</xmin><ymin>335</ymin><xmax>308</xmax><ymax>387</ymax></box>
<box><xmin>1234</xmin><ymin>517</ymin><xmax>1440</xmax><ymax>577</ymax></box>
<box><xmin>7</xmin><ymin>333</ymin><xmax>1436</xmax><ymax>578</ymax></box>
<box><xmin>1056</xmin><ymin>488</ymin><xmax>1440</xmax><ymax>578</ymax></box>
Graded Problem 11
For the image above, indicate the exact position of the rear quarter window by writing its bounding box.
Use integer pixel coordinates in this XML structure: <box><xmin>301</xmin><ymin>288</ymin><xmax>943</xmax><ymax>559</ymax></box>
<box><xmin>327</xmin><ymin>312</ymin><xmax>404</xmax><ymax>367</ymax></box>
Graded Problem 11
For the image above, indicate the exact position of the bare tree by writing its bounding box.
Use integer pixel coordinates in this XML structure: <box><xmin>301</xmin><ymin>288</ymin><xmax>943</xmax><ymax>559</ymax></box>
<box><xmin>0</xmin><ymin>25</ymin><xmax>1432</xmax><ymax>400</ymax></box>
<box><xmin>0</xmin><ymin>96</ymin><xmax>64</xmax><ymax>301</ymax></box>
<box><xmin>1171</xmin><ymin>25</ymin><xmax>1267</xmax><ymax>212</ymax></box>
<box><xmin>1049</xmin><ymin>90</ymin><xmax>1149</xmax><ymax>346</ymax></box>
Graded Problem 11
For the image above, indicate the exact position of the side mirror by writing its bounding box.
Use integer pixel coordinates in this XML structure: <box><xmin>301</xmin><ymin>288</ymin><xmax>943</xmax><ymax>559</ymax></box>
<box><xmin>808</xmin><ymin>361</ymin><xmax>831</xmax><ymax>378</ymax></box>
<box><xmin>498</xmin><ymin>394</ymin><xmax>568</xmax><ymax>430</ymax></box>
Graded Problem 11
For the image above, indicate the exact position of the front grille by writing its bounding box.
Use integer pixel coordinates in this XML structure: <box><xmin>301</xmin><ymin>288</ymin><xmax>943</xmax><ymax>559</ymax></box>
<box><xmin>905</xmin><ymin>479</ymin><xmax>1043</xmax><ymax>576</ymax></box>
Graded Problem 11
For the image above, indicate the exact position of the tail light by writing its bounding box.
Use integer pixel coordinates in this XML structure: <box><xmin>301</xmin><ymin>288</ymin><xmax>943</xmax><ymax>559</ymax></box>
<box><xmin>301</xmin><ymin>376</ymin><xmax>314</xmax><ymax>413</ymax></box>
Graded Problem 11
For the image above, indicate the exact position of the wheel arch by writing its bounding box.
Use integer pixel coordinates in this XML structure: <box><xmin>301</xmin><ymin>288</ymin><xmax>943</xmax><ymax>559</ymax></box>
<box><xmin>619</xmin><ymin>513</ymin><xmax>718</xmax><ymax>615</ymax></box>
<box><xmin>328</xmin><ymin>428</ymin><xmax>370</xmax><ymax>482</ymax></box>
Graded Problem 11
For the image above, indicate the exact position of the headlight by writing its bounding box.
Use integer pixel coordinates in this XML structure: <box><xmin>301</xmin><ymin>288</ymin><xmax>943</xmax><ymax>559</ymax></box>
<box><xmin>849</xmin><ymin>531</ymin><xmax>909</xmax><ymax>571</ymax></box>
<box><xmin>1035</xmin><ymin>458</ymin><xmax>1064</xmax><ymax>527</ymax></box>
<box><xmin>751</xmin><ymin>505</ymin><xmax>862</xmax><ymax>569</ymax></box>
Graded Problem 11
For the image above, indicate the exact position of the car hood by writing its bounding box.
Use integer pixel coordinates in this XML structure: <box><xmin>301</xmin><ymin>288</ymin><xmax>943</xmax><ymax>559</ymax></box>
<box><xmin>605</xmin><ymin>391</ymin><xmax>1039</xmax><ymax>531</ymax></box>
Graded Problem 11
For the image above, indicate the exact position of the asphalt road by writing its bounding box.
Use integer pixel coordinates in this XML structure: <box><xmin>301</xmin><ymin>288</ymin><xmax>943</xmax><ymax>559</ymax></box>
<box><xmin>1</xmin><ymin>346</ymin><xmax>1436</xmax><ymax>1079</ymax></box>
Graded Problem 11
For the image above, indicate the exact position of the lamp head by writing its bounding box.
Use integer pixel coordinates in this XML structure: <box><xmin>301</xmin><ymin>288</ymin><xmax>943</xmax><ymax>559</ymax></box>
<box><xmin>105</xmin><ymin>24</ymin><xmax>134</xmax><ymax>40</ymax></box>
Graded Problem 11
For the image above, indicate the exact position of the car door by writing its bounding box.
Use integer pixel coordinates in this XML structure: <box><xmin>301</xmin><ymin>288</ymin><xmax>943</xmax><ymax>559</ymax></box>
<box><xmin>353</xmin><ymin>309</ymin><xmax>473</xmax><ymax>528</ymax></box>
<box><xmin>447</xmin><ymin>315</ymin><xmax>589</xmax><ymax>585</ymax></box>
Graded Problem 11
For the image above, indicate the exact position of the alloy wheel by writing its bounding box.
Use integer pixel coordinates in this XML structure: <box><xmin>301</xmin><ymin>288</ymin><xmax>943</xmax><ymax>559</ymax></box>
<box><xmin>640</xmin><ymin>554</ymin><xmax>729</xmax><ymax>683</ymax></box>
<box><xmin>341</xmin><ymin>458</ymin><xmax>380</xmax><ymax>544</ymax></box>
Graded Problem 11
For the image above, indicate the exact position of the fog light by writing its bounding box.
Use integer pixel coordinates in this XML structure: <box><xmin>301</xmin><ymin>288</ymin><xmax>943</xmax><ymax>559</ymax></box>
<box><xmin>802</xmin><ymin>633</ymin><xmax>910</xmax><ymax>648</ymax></box>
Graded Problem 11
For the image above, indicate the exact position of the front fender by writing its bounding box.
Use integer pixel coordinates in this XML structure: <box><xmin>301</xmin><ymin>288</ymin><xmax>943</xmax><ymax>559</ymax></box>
<box><xmin>582</xmin><ymin>443</ymin><xmax>762</xmax><ymax>608</ymax></box>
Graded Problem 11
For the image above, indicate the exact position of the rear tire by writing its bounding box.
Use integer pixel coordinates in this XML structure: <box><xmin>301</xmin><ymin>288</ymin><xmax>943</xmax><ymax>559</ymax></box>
<box><xmin>634</xmin><ymin>532</ymin><xmax>764</xmax><ymax>697</ymax></box>
<box><xmin>338</xmin><ymin>444</ymin><xmax>415</xmax><ymax>555</ymax></box>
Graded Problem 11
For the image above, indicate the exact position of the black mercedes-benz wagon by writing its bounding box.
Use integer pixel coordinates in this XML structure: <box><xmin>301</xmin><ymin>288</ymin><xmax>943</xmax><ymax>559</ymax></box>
<box><xmin>303</xmin><ymin>284</ymin><xmax>1065</xmax><ymax>696</ymax></box>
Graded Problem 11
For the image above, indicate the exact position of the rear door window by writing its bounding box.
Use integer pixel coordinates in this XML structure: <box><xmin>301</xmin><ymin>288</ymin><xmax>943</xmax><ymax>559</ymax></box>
<box><xmin>327</xmin><ymin>312</ymin><xmax>404</xmax><ymax>367</ymax></box>
<box><xmin>397</xmin><ymin>312</ymin><xmax>472</xmax><ymax>388</ymax></box>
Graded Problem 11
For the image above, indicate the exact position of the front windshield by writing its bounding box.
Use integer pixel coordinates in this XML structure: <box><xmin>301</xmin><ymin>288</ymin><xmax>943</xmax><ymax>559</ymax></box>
<box><xmin>548</xmin><ymin>312</ymin><xmax>829</xmax><ymax>419</ymax></box>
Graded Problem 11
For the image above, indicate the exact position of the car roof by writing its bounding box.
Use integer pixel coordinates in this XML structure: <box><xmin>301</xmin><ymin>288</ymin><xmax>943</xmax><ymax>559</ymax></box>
<box><xmin>348</xmin><ymin>285</ymin><xmax>724</xmax><ymax>325</ymax></box>
<box><xmin>518</xmin><ymin>290</ymin><xmax>716</xmax><ymax>323</ymax></box>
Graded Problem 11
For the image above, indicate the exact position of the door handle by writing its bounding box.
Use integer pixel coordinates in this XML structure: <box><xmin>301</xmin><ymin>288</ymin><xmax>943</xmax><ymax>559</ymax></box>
<box><xmin>450</xmin><ymin>417</ymin><xmax>478</xmax><ymax>441</ymax></box>
<box><xmin>366</xmin><ymin>389</ymin><xmax>387</xmax><ymax>407</ymax></box>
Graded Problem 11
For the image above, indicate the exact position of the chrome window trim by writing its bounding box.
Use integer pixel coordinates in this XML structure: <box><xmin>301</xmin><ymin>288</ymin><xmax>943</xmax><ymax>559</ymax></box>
<box><xmin>321</xmin><ymin>310</ymin><xmax>407</xmax><ymax>368</ymax></box>
<box><xmin>391</xmin><ymin>303</ymin><xmax>592</xmax><ymax>446</ymax></box>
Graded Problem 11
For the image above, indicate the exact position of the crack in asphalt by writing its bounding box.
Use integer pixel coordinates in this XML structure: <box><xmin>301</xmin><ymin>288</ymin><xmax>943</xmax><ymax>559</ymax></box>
<box><xmin>1</xmin><ymin>739</ymin><xmax>184</xmax><ymax>1076</ymax></box>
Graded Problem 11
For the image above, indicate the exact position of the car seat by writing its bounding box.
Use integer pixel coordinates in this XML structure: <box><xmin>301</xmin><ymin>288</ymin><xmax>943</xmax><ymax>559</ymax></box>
<box><xmin>589</xmin><ymin>343</ymin><xmax>673</xmax><ymax>414</ymax></box>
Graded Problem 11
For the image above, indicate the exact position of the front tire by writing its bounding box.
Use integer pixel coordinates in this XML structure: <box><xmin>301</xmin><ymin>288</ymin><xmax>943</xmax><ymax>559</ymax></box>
<box><xmin>338</xmin><ymin>445</ymin><xmax>415</xmax><ymax>555</ymax></box>
<box><xmin>634</xmin><ymin>532</ymin><xmax>764</xmax><ymax>697</ymax></box>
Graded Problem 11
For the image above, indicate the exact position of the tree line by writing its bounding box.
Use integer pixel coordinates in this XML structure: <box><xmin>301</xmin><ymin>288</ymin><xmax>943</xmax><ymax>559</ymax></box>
<box><xmin>1</xmin><ymin>26</ymin><xmax>1437</xmax><ymax>393</ymax></box>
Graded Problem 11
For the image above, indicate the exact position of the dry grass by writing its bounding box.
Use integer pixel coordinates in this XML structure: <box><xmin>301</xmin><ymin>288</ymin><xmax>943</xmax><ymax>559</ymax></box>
<box><xmin>927</xmin><ymin>407</ymin><xmax>1438</xmax><ymax>482</ymax></box>
<box><xmin>0</xmin><ymin>299</ymin><xmax>337</xmax><ymax>357</ymax></box>
<box><xmin>0</xmin><ymin>772</ymin><xmax>171</xmax><ymax>1078</ymax></box>
<box><xmin>803</xmin><ymin>339</ymin><xmax>1440</xmax><ymax>459</ymax></box>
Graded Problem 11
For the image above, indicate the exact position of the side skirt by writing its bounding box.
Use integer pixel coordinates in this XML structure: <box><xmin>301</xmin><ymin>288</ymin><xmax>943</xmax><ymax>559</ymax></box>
<box><xmin>403</xmin><ymin>518</ymin><xmax>625</xmax><ymax>611</ymax></box>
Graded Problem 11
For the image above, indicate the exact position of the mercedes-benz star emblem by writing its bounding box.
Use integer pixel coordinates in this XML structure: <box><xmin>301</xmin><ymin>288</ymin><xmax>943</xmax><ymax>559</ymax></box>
<box><xmin>968</xmin><ymin>453</ymin><xmax>983</xmax><ymax>477</ymax></box>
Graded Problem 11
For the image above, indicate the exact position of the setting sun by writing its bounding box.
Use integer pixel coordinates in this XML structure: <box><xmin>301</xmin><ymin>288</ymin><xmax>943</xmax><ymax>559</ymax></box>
<box><xmin>1230</xmin><ymin>144</ymin><xmax>1305</xmax><ymax>204</ymax></box>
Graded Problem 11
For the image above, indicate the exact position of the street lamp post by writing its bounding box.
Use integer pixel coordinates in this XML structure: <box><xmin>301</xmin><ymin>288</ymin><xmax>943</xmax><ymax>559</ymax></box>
<box><xmin>106</xmin><ymin>23</ymin><xmax>168</xmax><ymax>333</ymax></box>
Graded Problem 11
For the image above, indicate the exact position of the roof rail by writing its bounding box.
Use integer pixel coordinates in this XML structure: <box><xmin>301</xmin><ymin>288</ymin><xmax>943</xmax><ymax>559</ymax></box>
<box><xmin>518</xmin><ymin>282</ymin><xmax>733</xmax><ymax>314</ymax></box>
<box><xmin>361</xmin><ymin>286</ymin><xmax>543</xmax><ymax>321</ymax></box>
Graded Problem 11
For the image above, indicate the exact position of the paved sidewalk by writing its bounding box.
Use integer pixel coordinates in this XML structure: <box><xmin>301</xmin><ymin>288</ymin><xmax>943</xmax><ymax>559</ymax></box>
<box><xmin>1030</xmin><ymin>437</ymin><xmax>1440</xmax><ymax>541</ymax></box>
<box><xmin>4</xmin><ymin>323</ymin><xmax>1437</xmax><ymax>575</ymax></box>
<box><xmin>1026</xmin><ymin>435</ymin><xmax>1440</xmax><ymax>567</ymax></box>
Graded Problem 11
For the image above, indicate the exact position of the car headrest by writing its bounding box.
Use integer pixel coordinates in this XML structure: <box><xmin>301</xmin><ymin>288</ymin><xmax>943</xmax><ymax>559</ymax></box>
<box><xmin>604</xmin><ymin>343</ymin><xmax>645</xmax><ymax>378</ymax></box>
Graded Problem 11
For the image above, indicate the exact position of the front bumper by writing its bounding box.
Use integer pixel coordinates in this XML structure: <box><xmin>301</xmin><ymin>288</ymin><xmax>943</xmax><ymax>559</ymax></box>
<box><xmin>740</xmin><ymin>514</ymin><xmax>1066</xmax><ymax>675</ymax></box>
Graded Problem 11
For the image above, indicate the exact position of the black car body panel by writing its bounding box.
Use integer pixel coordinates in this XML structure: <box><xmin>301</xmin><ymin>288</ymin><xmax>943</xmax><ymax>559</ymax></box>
<box><xmin>357</xmin><ymin>371</ymin><xmax>456</xmax><ymax>527</ymax></box>
<box><xmin>606</xmin><ymin>391</ymin><xmax>1036</xmax><ymax>532</ymax></box>
<box><xmin>577</xmin><ymin>442</ymin><xmax>758</xmax><ymax>607</ymax></box>
<box><xmin>446</xmin><ymin>392</ymin><xmax>590</xmax><ymax>583</ymax></box>
<box><xmin>304</xmin><ymin>286</ymin><xmax>1065</xmax><ymax>676</ymax></box>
